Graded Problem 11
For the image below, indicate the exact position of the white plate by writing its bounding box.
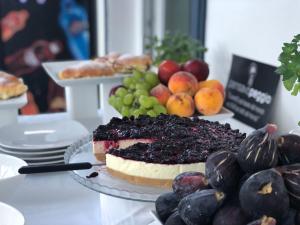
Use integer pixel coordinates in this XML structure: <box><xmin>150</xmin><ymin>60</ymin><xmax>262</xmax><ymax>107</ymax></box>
<box><xmin>0</xmin><ymin>154</ymin><xmax>27</xmax><ymax>200</ymax></box>
<box><xmin>149</xmin><ymin>210</ymin><xmax>163</xmax><ymax>225</ymax></box>
<box><xmin>0</xmin><ymin>146</ymin><xmax>66</xmax><ymax>156</ymax></box>
<box><xmin>0</xmin><ymin>151</ymin><xmax>64</xmax><ymax>161</ymax></box>
<box><xmin>42</xmin><ymin>60</ymin><xmax>130</xmax><ymax>87</ymax></box>
<box><xmin>194</xmin><ymin>107</ymin><xmax>234</xmax><ymax>121</ymax></box>
<box><xmin>0</xmin><ymin>202</ymin><xmax>24</xmax><ymax>225</ymax></box>
<box><xmin>27</xmin><ymin>159</ymin><xmax>64</xmax><ymax>166</ymax></box>
<box><xmin>0</xmin><ymin>120</ymin><xmax>89</xmax><ymax>150</ymax></box>
<box><xmin>0</xmin><ymin>93</ymin><xmax>27</xmax><ymax>109</ymax></box>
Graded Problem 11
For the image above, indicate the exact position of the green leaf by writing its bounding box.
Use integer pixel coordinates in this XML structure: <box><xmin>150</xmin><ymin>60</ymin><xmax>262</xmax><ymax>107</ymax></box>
<box><xmin>298</xmin><ymin>121</ymin><xmax>300</xmax><ymax>126</ymax></box>
<box><xmin>291</xmin><ymin>82</ymin><xmax>300</xmax><ymax>96</ymax></box>
<box><xmin>145</xmin><ymin>31</ymin><xmax>207</xmax><ymax>65</ymax></box>
<box><xmin>283</xmin><ymin>76</ymin><xmax>297</xmax><ymax>91</ymax></box>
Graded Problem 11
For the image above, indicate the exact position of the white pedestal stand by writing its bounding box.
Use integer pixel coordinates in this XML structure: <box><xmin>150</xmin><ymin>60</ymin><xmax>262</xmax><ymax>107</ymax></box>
<box><xmin>42</xmin><ymin>61</ymin><xmax>125</xmax><ymax>128</ymax></box>
<box><xmin>0</xmin><ymin>93</ymin><xmax>27</xmax><ymax>127</ymax></box>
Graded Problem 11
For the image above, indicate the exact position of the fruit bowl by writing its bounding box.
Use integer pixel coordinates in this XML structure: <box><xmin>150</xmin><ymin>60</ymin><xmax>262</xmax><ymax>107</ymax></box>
<box><xmin>109</xmin><ymin>104</ymin><xmax>234</xmax><ymax>122</ymax></box>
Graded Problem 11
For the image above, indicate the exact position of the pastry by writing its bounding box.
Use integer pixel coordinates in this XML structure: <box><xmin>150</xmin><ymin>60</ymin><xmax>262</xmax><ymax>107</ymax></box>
<box><xmin>93</xmin><ymin>115</ymin><xmax>245</xmax><ymax>188</ymax></box>
<box><xmin>0</xmin><ymin>71</ymin><xmax>28</xmax><ymax>100</ymax></box>
<box><xmin>58</xmin><ymin>60</ymin><xmax>114</xmax><ymax>80</ymax></box>
<box><xmin>113</xmin><ymin>54</ymin><xmax>152</xmax><ymax>73</ymax></box>
<box><xmin>94</xmin><ymin>52</ymin><xmax>121</xmax><ymax>65</ymax></box>
<box><xmin>58</xmin><ymin>53</ymin><xmax>152</xmax><ymax>79</ymax></box>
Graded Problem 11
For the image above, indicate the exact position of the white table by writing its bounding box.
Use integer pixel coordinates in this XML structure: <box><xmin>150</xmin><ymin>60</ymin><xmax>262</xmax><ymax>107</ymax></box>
<box><xmin>1</xmin><ymin>117</ymin><xmax>254</xmax><ymax>225</ymax></box>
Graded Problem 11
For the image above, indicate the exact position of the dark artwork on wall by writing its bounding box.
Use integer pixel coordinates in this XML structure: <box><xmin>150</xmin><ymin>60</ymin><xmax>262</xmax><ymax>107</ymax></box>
<box><xmin>224</xmin><ymin>55</ymin><xmax>280</xmax><ymax>129</ymax></box>
<box><xmin>0</xmin><ymin>0</ymin><xmax>96</xmax><ymax>114</ymax></box>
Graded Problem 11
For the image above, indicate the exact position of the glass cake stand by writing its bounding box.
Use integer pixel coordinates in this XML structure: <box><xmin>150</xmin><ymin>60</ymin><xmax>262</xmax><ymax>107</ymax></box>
<box><xmin>64</xmin><ymin>135</ymin><xmax>170</xmax><ymax>202</ymax></box>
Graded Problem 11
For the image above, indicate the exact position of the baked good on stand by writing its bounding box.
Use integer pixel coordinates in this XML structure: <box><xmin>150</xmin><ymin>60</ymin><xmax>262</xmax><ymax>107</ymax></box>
<box><xmin>112</xmin><ymin>54</ymin><xmax>152</xmax><ymax>73</ymax></box>
<box><xmin>93</xmin><ymin>115</ymin><xmax>245</xmax><ymax>188</ymax></box>
<box><xmin>0</xmin><ymin>71</ymin><xmax>28</xmax><ymax>100</ymax></box>
<box><xmin>58</xmin><ymin>60</ymin><xmax>114</xmax><ymax>80</ymax></box>
<box><xmin>58</xmin><ymin>53</ymin><xmax>152</xmax><ymax>80</ymax></box>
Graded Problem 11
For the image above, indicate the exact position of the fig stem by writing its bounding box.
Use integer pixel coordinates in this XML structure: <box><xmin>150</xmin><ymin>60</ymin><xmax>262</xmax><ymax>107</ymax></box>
<box><xmin>262</xmin><ymin>216</ymin><xmax>277</xmax><ymax>225</ymax></box>
<box><xmin>257</xmin><ymin>182</ymin><xmax>273</xmax><ymax>195</ymax></box>
<box><xmin>215</xmin><ymin>191</ymin><xmax>225</xmax><ymax>201</ymax></box>
<box><xmin>266</xmin><ymin>124</ymin><xmax>278</xmax><ymax>135</ymax></box>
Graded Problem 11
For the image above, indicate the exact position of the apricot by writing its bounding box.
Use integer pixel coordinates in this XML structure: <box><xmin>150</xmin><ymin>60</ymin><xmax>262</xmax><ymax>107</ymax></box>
<box><xmin>166</xmin><ymin>93</ymin><xmax>195</xmax><ymax>117</ymax></box>
<box><xmin>168</xmin><ymin>71</ymin><xmax>198</xmax><ymax>96</ymax></box>
<box><xmin>198</xmin><ymin>80</ymin><xmax>225</xmax><ymax>97</ymax></box>
<box><xmin>150</xmin><ymin>84</ymin><xmax>171</xmax><ymax>106</ymax></box>
<box><xmin>194</xmin><ymin>88</ymin><xmax>224</xmax><ymax>116</ymax></box>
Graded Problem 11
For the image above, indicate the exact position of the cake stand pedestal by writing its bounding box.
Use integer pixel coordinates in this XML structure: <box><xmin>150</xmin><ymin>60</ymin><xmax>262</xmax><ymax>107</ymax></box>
<box><xmin>65</xmin><ymin>85</ymin><xmax>99</xmax><ymax>119</ymax></box>
<box><xmin>43</xmin><ymin>61</ymin><xmax>125</xmax><ymax>126</ymax></box>
<box><xmin>0</xmin><ymin>93</ymin><xmax>27</xmax><ymax>127</ymax></box>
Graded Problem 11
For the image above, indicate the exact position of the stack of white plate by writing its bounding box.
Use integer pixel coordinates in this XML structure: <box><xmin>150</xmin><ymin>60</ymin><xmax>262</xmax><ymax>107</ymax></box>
<box><xmin>0</xmin><ymin>120</ymin><xmax>89</xmax><ymax>165</ymax></box>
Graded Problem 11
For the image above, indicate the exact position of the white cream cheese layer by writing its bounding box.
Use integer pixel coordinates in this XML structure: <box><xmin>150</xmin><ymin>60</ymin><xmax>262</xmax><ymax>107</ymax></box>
<box><xmin>106</xmin><ymin>154</ymin><xmax>205</xmax><ymax>180</ymax></box>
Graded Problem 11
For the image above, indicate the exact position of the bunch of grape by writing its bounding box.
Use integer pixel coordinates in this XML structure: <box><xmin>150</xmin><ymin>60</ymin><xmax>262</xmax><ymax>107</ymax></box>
<box><xmin>109</xmin><ymin>70</ymin><xmax>167</xmax><ymax>117</ymax></box>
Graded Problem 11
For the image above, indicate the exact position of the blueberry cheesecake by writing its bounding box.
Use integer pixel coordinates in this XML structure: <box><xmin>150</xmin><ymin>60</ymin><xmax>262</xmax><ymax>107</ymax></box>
<box><xmin>93</xmin><ymin>115</ymin><xmax>245</xmax><ymax>187</ymax></box>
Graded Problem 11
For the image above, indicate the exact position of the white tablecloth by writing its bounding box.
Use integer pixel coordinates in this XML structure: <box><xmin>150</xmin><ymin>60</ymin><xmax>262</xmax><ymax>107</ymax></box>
<box><xmin>1</xmin><ymin>117</ymin><xmax>254</xmax><ymax>225</ymax></box>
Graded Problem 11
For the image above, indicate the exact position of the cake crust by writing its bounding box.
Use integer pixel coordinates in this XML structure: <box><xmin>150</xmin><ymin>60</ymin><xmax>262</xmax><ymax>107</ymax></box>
<box><xmin>107</xmin><ymin>168</ymin><xmax>173</xmax><ymax>188</ymax></box>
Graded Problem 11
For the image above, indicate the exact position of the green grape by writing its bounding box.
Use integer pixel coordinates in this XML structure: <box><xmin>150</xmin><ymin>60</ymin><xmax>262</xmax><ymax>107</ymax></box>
<box><xmin>149</xmin><ymin>96</ymin><xmax>159</xmax><ymax>105</ymax></box>
<box><xmin>139</xmin><ymin>96</ymin><xmax>153</xmax><ymax>109</ymax></box>
<box><xmin>138</xmin><ymin>107</ymin><xmax>147</xmax><ymax>114</ymax></box>
<box><xmin>121</xmin><ymin>106</ymin><xmax>130</xmax><ymax>117</ymax></box>
<box><xmin>132</xmin><ymin>109</ymin><xmax>142</xmax><ymax>118</ymax></box>
<box><xmin>129</xmin><ymin>83</ymin><xmax>136</xmax><ymax>90</ymax></box>
<box><xmin>108</xmin><ymin>95</ymin><xmax>117</xmax><ymax>106</ymax></box>
<box><xmin>135</xmin><ymin>83</ymin><xmax>146</xmax><ymax>90</ymax></box>
<box><xmin>144</xmin><ymin>82</ymin><xmax>152</xmax><ymax>91</ymax></box>
<box><xmin>133</xmin><ymin>70</ymin><xmax>144</xmax><ymax>80</ymax></box>
<box><xmin>145</xmin><ymin>72</ymin><xmax>159</xmax><ymax>87</ymax></box>
<box><xmin>123</xmin><ymin>94</ymin><xmax>134</xmax><ymax>106</ymax></box>
<box><xmin>123</xmin><ymin>77</ymin><xmax>132</xmax><ymax>88</ymax></box>
<box><xmin>134</xmin><ymin>89</ymin><xmax>149</xmax><ymax>97</ymax></box>
<box><xmin>129</xmin><ymin>108</ymin><xmax>136</xmax><ymax>116</ymax></box>
<box><xmin>153</xmin><ymin>104</ymin><xmax>167</xmax><ymax>115</ymax></box>
<box><xmin>114</xmin><ymin>97</ymin><xmax>123</xmax><ymax>112</ymax></box>
<box><xmin>115</xmin><ymin>87</ymin><xmax>128</xmax><ymax>97</ymax></box>
<box><xmin>147</xmin><ymin>109</ymin><xmax>157</xmax><ymax>117</ymax></box>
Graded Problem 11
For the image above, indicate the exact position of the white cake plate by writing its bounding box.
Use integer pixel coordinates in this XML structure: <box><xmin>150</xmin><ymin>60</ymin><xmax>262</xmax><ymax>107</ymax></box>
<box><xmin>42</xmin><ymin>60</ymin><xmax>129</xmax><ymax>121</ymax></box>
<box><xmin>0</xmin><ymin>93</ymin><xmax>27</xmax><ymax>127</ymax></box>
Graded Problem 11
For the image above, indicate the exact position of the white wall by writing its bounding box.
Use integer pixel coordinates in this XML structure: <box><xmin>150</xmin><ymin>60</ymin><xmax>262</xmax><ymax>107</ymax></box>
<box><xmin>205</xmin><ymin>0</ymin><xmax>300</xmax><ymax>132</ymax></box>
<box><xmin>106</xmin><ymin>0</ymin><xmax>143</xmax><ymax>54</ymax></box>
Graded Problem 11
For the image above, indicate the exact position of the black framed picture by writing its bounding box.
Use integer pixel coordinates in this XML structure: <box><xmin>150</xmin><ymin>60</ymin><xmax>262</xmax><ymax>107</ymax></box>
<box><xmin>0</xmin><ymin>0</ymin><xmax>97</xmax><ymax>114</ymax></box>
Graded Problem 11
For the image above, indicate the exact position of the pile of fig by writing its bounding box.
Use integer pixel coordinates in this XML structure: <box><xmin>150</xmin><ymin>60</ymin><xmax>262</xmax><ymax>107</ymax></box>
<box><xmin>155</xmin><ymin>124</ymin><xmax>300</xmax><ymax>225</ymax></box>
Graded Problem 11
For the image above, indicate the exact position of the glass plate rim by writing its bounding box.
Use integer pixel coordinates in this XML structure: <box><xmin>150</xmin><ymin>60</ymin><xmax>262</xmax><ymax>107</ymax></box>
<box><xmin>64</xmin><ymin>134</ymin><xmax>162</xmax><ymax>202</ymax></box>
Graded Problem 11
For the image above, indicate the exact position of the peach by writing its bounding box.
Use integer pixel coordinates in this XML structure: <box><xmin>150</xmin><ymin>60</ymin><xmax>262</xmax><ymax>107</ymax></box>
<box><xmin>166</xmin><ymin>93</ymin><xmax>195</xmax><ymax>117</ymax></box>
<box><xmin>168</xmin><ymin>71</ymin><xmax>198</xmax><ymax>96</ymax></box>
<box><xmin>150</xmin><ymin>84</ymin><xmax>171</xmax><ymax>106</ymax></box>
<box><xmin>194</xmin><ymin>88</ymin><xmax>224</xmax><ymax>116</ymax></box>
<box><xmin>198</xmin><ymin>80</ymin><xmax>225</xmax><ymax>97</ymax></box>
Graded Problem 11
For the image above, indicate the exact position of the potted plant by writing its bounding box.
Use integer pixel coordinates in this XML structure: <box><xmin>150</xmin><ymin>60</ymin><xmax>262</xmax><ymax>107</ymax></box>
<box><xmin>276</xmin><ymin>34</ymin><xmax>300</xmax><ymax>132</ymax></box>
<box><xmin>145</xmin><ymin>32</ymin><xmax>207</xmax><ymax>66</ymax></box>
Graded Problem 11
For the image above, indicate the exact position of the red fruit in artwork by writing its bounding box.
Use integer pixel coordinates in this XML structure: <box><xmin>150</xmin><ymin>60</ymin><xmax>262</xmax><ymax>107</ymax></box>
<box><xmin>183</xmin><ymin>59</ymin><xmax>209</xmax><ymax>81</ymax></box>
<box><xmin>158</xmin><ymin>60</ymin><xmax>181</xmax><ymax>85</ymax></box>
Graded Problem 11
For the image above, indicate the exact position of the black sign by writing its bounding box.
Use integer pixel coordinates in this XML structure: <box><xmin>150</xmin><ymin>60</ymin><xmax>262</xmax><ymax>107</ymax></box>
<box><xmin>225</xmin><ymin>55</ymin><xmax>280</xmax><ymax>129</ymax></box>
